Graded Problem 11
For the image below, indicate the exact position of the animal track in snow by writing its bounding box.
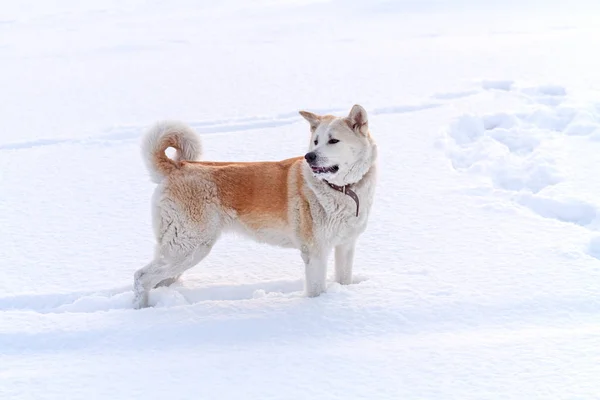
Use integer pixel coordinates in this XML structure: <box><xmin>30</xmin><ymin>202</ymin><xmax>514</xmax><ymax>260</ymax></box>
<box><xmin>0</xmin><ymin>276</ymin><xmax>368</xmax><ymax>314</ymax></box>
<box><xmin>431</xmin><ymin>90</ymin><xmax>479</xmax><ymax>100</ymax></box>
<box><xmin>481</xmin><ymin>79</ymin><xmax>514</xmax><ymax>91</ymax></box>
<box><xmin>443</xmin><ymin>81</ymin><xmax>600</xmax><ymax>232</ymax></box>
<box><xmin>372</xmin><ymin>103</ymin><xmax>442</xmax><ymax>115</ymax></box>
<box><xmin>0</xmin><ymin>279</ymin><xmax>304</xmax><ymax>313</ymax></box>
<box><xmin>587</xmin><ymin>236</ymin><xmax>600</xmax><ymax>260</ymax></box>
<box><xmin>0</xmin><ymin>102</ymin><xmax>444</xmax><ymax>151</ymax></box>
<box><xmin>444</xmin><ymin>112</ymin><xmax>561</xmax><ymax>193</ymax></box>
<box><xmin>517</xmin><ymin>193</ymin><xmax>598</xmax><ymax>227</ymax></box>
<box><xmin>521</xmin><ymin>84</ymin><xmax>567</xmax><ymax>97</ymax></box>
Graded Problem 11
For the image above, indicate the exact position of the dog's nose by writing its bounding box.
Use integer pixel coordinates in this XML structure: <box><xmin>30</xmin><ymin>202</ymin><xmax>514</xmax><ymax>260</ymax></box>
<box><xmin>305</xmin><ymin>152</ymin><xmax>317</xmax><ymax>163</ymax></box>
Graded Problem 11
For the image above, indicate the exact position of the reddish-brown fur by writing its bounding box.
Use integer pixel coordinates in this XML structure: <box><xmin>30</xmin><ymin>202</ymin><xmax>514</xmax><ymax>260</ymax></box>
<box><xmin>209</xmin><ymin>158</ymin><xmax>299</xmax><ymax>229</ymax></box>
<box><xmin>161</xmin><ymin>158</ymin><xmax>311</xmax><ymax>235</ymax></box>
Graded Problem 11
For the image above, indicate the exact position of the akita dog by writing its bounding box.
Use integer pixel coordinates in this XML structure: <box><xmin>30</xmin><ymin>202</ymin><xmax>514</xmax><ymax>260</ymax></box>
<box><xmin>133</xmin><ymin>104</ymin><xmax>377</xmax><ymax>308</ymax></box>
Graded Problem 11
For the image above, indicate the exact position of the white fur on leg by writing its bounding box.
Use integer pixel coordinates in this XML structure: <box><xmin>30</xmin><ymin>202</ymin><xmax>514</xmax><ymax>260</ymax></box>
<box><xmin>154</xmin><ymin>274</ymin><xmax>181</xmax><ymax>288</ymax></box>
<box><xmin>335</xmin><ymin>240</ymin><xmax>355</xmax><ymax>285</ymax></box>
<box><xmin>133</xmin><ymin>259</ymin><xmax>165</xmax><ymax>309</ymax></box>
<box><xmin>133</xmin><ymin>244</ymin><xmax>213</xmax><ymax>309</ymax></box>
<box><xmin>304</xmin><ymin>250</ymin><xmax>328</xmax><ymax>297</ymax></box>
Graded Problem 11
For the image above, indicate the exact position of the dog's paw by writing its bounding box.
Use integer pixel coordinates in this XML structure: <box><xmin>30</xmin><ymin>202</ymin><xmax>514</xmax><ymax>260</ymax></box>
<box><xmin>305</xmin><ymin>286</ymin><xmax>326</xmax><ymax>298</ymax></box>
<box><xmin>132</xmin><ymin>293</ymin><xmax>149</xmax><ymax>309</ymax></box>
<box><xmin>334</xmin><ymin>276</ymin><xmax>353</xmax><ymax>285</ymax></box>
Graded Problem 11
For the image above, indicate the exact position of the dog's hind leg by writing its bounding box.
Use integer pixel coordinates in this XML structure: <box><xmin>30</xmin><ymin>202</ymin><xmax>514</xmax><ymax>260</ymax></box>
<box><xmin>154</xmin><ymin>274</ymin><xmax>182</xmax><ymax>288</ymax></box>
<box><xmin>151</xmin><ymin>245</ymin><xmax>180</xmax><ymax>288</ymax></box>
<box><xmin>133</xmin><ymin>243</ymin><xmax>214</xmax><ymax>309</ymax></box>
<box><xmin>133</xmin><ymin>259</ymin><xmax>165</xmax><ymax>309</ymax></box>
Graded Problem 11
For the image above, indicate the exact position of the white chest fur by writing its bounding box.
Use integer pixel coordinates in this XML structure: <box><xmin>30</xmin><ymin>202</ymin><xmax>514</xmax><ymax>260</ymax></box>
<box><xmin>306</xmin><ymin>165</ymin><xmax>377</xmax><ymax>247</ymax></box>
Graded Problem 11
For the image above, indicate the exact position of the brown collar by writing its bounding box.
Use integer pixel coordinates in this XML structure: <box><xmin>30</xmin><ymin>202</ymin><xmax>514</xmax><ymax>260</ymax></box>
<box><xmin>324</xmin><ymin>180</ymin><xmax>359</xmax><ymax>217</ymax></box>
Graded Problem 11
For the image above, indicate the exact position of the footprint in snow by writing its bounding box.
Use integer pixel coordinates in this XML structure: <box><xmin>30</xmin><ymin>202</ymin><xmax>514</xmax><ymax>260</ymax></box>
<box><xmin>442</xmin><ymin>80</ymin><xmax>600</xmax><ymax>236</ymax></box>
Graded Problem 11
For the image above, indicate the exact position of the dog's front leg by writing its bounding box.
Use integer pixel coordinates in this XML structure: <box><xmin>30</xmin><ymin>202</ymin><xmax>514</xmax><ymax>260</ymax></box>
<box><xmin>302</xmin><ymin>247</ymin><xmax>328</xmax><ymax>297</ymax></box>
<box><xmin>335</xmin><ymin>240</ymin><xmax>356</xmax><ymax>285</ymax></box>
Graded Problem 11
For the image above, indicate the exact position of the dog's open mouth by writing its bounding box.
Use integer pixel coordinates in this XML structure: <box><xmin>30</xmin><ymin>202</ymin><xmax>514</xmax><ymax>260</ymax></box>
<box><xmin>311</xmin><ymin>165</ymin><xmax>339</xmax><ymax>174</ymax></box>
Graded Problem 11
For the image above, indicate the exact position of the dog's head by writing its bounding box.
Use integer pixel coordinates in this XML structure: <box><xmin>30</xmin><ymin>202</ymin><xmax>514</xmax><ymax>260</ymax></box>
<box><xmin>299</xmin><ymin>104</ymin><xmax>377</xmax><ymax>186</ymax></box>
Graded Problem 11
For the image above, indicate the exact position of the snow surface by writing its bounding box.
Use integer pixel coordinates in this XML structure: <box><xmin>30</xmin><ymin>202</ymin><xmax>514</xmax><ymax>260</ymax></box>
<box><xmin>2</xmin><ymin>1</ymin><xmax>600</xmax><ymax>399</ymax></box>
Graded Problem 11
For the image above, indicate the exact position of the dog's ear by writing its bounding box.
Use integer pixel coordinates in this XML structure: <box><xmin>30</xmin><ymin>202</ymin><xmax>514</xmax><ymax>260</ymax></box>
<box><xmin>346</xmin><ymin>104</ymin><xmax>368</xmax><ymax>135</ymax></box>
<box><xmin>299</xmin><ymin>110</ymin><xmax>321</xmax><ymax>131</ymax></box>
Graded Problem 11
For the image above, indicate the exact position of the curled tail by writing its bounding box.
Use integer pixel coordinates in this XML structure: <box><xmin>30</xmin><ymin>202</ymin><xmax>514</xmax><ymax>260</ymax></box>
<box><xmin>141</xmin><ymin>120</ymin><xmax>202</xmax><ymax>183</ymax></box>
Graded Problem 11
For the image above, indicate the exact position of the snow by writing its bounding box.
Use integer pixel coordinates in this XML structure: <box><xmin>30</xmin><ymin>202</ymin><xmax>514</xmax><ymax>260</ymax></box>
<box><xmin>2</xmin><ymin>1</ymin><xmax>600</xmax><ymax>399</ymax></box>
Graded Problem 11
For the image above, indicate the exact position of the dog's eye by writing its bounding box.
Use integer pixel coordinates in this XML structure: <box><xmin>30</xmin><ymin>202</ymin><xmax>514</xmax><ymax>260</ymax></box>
<box><xmin>328</xmin><ymin>139</ymin><xmax>339</xmax><ymax>144</ymax></box>
<box><xmin>314</xmin><ymin>139</ymin><xmax>318</xmax><ymax>146</ymax></box>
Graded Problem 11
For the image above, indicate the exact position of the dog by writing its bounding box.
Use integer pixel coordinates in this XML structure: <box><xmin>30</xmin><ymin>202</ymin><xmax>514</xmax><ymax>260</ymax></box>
<box><xmin>133</xmin><ymin>104</ymin><xmax>378</xmax><ymax>308</ymax></box>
